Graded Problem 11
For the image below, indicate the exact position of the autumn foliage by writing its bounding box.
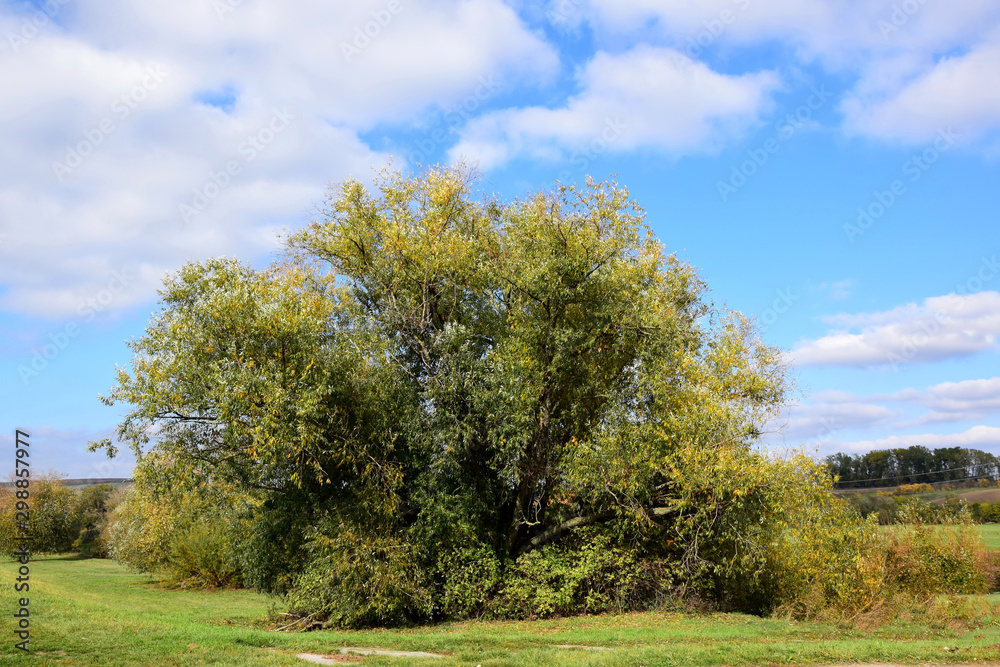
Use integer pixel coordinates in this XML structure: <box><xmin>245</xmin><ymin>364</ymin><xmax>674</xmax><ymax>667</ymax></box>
<box><xmin>92</xmin><ymin>167</ymin><xmax>989</xmax><ymax>627</ymax></box>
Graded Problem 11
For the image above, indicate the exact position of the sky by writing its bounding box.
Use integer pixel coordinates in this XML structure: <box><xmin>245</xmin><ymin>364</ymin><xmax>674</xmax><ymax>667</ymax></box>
<box><xmin>1</xmin><ymin>0</ymin><xmax>998</xmax><ymax>478</ymax></box>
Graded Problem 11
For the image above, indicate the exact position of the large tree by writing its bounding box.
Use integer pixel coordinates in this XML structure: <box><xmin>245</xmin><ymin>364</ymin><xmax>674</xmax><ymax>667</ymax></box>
<box><xmin>94</xmin><ymin>166</ymin><xmax>793</xmax><ymax>622</ymax></box>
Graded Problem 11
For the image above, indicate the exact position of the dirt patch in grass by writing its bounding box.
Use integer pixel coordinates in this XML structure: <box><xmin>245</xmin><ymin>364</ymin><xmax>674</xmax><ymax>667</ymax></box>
<box><xmin>296</xmin><ymin>653</ymin><xmax>362</xmax><ymax>664</ymax></box>
<box><xmin>931</xmin><ymin>489</ymin><xmax>1000</xmax><ymax>504</ymax></box>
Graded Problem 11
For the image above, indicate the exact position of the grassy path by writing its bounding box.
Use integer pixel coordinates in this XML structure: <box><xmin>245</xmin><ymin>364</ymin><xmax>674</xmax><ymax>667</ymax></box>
<box><xmin>1</xmin><ymin>556</ymin><xmax>1000</xmax><ymax>666</ymax></box>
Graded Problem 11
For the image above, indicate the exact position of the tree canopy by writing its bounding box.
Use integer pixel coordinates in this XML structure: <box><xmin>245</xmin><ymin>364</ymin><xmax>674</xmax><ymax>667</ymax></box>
<box><xmin>827</xmin><ymin>446</ymin><xmax>999</xmax><ymax>489</ymax></box>
<box><xmin>94</xmin><ymin>167</ymin><xmax>865</xmax><ymax>625</ymax></box>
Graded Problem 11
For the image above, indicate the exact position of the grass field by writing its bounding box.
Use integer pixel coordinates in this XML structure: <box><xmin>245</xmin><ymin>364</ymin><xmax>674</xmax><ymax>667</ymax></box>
<box><xmin>979</xmin><ymin>523</ymin><xmax>1000</xmax><ymax>551</ymax></box>
<box><xmin>2</xmin><ymin>556</ymin><xmax>1000</xmax><ymax>666</ymax></box>
<box><xmin>883</xmin><ymin>523</ymin><xmax>1000</xmax><ymax>552</ymax></box>
<box><xmin>847</xmin><ymin>485</ymin><xmax>1000</xmax><ymax>505</ymax></box>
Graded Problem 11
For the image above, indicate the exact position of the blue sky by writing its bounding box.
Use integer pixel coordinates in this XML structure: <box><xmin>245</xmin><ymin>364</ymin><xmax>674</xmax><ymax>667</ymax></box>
<box><xmin>1</xmin><ymin>0</ymin><xmax>999</xmax><ymax>477</ymax></box>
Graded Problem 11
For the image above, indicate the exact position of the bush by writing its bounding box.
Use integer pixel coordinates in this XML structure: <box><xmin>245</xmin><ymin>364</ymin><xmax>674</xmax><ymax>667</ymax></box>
<box><xmin>107</xmin><ymin>483</ymin><xmax>180</xmax><ymax>572</ymax></box>
<box><xmin>489</xmin><ymin>529</ymin><xmax>655</xmax><ymax>620</ymax></box>
<box><xmin>770</xmin><ymin>484</ymin><xmax>889</xmax><ymax>621</ymax></box>
<box><xmin>0</xmin><ymin>473</ymin><xmax>82</xmax><ymax>557</ymax></box>
<box><xmin>285</xmin><ymin>524</ymin><xmax>433</xmax><ymax>629</ymax></box>
<box><xmin>769</xmin><ymin>500</ymin><xmax>993</xmax><ymax>625</ymax></box>
<box><xmin>106</xmin><ymin>452</ymin><xmax>253</xmax><ymax>587</ymax></box>
<box><xmin>895</xmin><ymin>483</ymin><xmax>933</xmax><ymax>495</ymax></box>
<box><xmin>886</xmin><ymin>520</ymin><xmax>989</xmax><ymax>597</ymax></box>
<box><xmin>434</xmin><ymin>543</ymin><xmax>502</xmax><ymax>619</ymax></box>
<box><xmin>73</xmin><ymin>484</ymin><xmax>121</xmax><ymax>557</ymax></box>
<box><xmin>846</xmin><ymin>493</ymin><xmax>900</xmax><ymax>525</ymax></box>
<box><xmin>971</xmin><ymin>501</ymin><xmax>1000</xmax><ymax>523</ymax></box>
<box><xmin>166</xmin><ymin>517</ymin><xmax>244</xmax><ymax>588</ymax></box>
<box><xmin>896</xmin><ymin>496</ymin><xmax>972</xmax><ymax>525</ymax></box>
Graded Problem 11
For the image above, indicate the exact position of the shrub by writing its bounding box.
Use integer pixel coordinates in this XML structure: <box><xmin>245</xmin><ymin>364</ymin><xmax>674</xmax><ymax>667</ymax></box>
<box><xmin>166</xmin><ymin>517</ymin><xmax>244</xmax><ymax>588</ymax></box>
<box><xmin>434</xmin><ymin>543</ymin><xmax>502</xmax><ymax>619</ymax></box>
<box><xmin>285</xmin><ymin>524</ymin><xmax>433</xmax><ymax>629</ymax></box>
<box><xmin>895</xmin><ymin>483</ymin><xmax>933</xmax><ymax>495</ymax></box>
<box><xmin>886</xmin><ymin>520</ymin><xmax>989</xmax><ymax>597</ymax></box>
<box><xmin>0</xmin><ymin>473</ymin><xmax>82</xmax><ymax>557</ymax></box>
<box><xmin>896</xmin><ymin>496</ymin><xmax>972</xmax><ymax>525</ymax></box>
<box><xmin>73</xmin><ymin>484</ymin><xmax>121</xmax><ymax>557</ymax></box>
<box><xmin>106</xmin><ymin>452</ymin><xmax>253</xmax><ymax>587</ymax></box>
<box><xmin>107</xmin><ymin>483</ymin><xmax>179</xmax><ymax>572</ymax></box>
<box><xmin>846</xmin><ymin>492</ymin><xmax>901</xmax><ymax>524</ymax></box>
<box><xmin>971</xmin><ymin>502</ymin><xmax>1000</xmax><ymax>523</ymax></box>
<box><xmin>984</xmin><ymin>502</ymin><xmax>1000</xmax><ymax>523</ymax></box>
<box><xmin>770</xmin><ymin>489</ymin><xmax>890</xmax><ymax>621</ymax></box>
<box><xmin>489</xmin><ymin>529</ymin><xmax>652</xmax><ymax>620</ymax></box>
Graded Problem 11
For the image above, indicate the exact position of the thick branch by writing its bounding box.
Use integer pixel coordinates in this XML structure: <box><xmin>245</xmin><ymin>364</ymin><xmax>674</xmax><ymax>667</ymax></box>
<box><xmin>519</xmin><ymin>511</ymin><xmax>612</xmax><ymax>554</ymax></box>
<box><xmin>518</xmin><ymin>505</ymin><xmax>676</xmax><ymax>554</ymax></box>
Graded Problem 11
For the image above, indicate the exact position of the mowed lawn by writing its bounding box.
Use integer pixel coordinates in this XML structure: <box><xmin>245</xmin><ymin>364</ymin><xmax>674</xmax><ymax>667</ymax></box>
<box><xmin>978</xmin><ymin>523</ymin><xmax>1000</xmax><ymax>551</ymax></box>
<box><xmin>1</xmin><ymin>554</ymin><xmax>1000</xmax><ymax>666</ymax></box>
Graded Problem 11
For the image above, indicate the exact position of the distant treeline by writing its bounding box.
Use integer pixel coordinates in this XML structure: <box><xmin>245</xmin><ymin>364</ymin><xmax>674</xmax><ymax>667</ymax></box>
<box><xmin>826</xmin><ymin>446</ymin><xmax>999</xmax><ymax>488</ymax></box>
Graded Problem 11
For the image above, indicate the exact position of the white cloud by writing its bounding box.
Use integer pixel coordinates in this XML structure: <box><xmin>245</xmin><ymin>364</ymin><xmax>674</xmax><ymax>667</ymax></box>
<box><xmin>831</xmin><ymin>425</ymin><xmax>1000</xmax><ymax>453</ymax></box>
<box><xmin>0</xmin><ymin>426</ymin><xmax>135</xmax><ymax>479</ymax></box>
<box><xmin>817</xmin><ymin>279</ymin><xmax>855</xmax><ymax>301</ymax></box>
<box><xmin>449</xmin><ymin>45</ymin><xmax>780</xmax><ymax>168</ymax></box>
<box><xmin>578</xmin><ymin>0</ymin><xmax>1000</xmax><ymax>145</ymax></box>
<box><xmin>843</xmin><ymin>39</ymin><xmax>1000</xmax><ymax>143</ymax></box>
<box><xmin>770</xmin><ymin>393</ymin><xmax>897</xmax><ymax>441</ymax></box>
<box><xmin>0</xmin><ymin>0</ymin><xmax>558</xmax><ymax>318</ymax></box>
<box><xmin>882</xmin><ymin>377</ymin><xmax>1000</xmax><ymax>425</ymax></box>
<box><xmin>789</xmin><ymin>290</ymin><xmax>1000</xmax><ymax>368</ymax></box>
<box><xmin>768</xmin><ymin>376</ymin><xmax>1000</xmax><ymax>450</ymax></box>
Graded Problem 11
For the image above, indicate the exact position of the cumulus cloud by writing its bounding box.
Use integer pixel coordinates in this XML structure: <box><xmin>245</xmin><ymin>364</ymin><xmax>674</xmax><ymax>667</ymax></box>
<box><xmin>0</xmin><ymin>426</ymin><xmax>135</xmax><ymax>479</ymax></box>
<box><xmin>789</xmin><ymin>290</ymin><xmax>1000</xmax><ymax>368</ymax></box>
<box><xmin>0</xmin><ymin>0</ymin><xmax>558</xmax><ymax>318</ymax></box>
<box><xmin>768</xmin><ymin>378</ymin><xmax>1000</xmax><ymax>454</ymax></box>
<box><xmin>577</xmin><ymin>0</ymin><xmax>1000</xmax><ymax>145</ymax></box>
<box><xmin>842</xmin><ymin>39</ymin><xmax>1000</xmax><ymax>143</ymax></box>
<box><xmin>770</xmin><ymin>391</ymin><xmax>897</xmax><ymax>441</ymax></box>
<box><xmin>881</xmin><ymin>377</ymin><xmax>1000</xmax><ymax>425</ymax></box>
<box><xmin>449</xmin><ymin>45</ymin><xmax>780</xmax><ymax>168</ymax></box>
<box><xmin>831</xmin><ymin>425</ymin><xmax>1000</xmax><ymax>453</ymax></box>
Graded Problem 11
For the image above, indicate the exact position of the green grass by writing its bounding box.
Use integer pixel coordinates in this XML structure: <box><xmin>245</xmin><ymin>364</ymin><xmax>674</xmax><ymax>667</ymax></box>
<box><xmin>883</xmin><ymin>523</ymin><xmax>1000</xmax><ymax>551</ymax></box>
<box><xmin>2</xmin><ymin>556</ymin><xmax>1000</xmax><ymax>666</ymax></box>
<box><xmin>978</xmin><ymin>524</ymin><xmax>1000</xmax><ymax>551</ymax></box>
<box><xmin>843</xmin><ymin>485</ymin><xmax>1000</xmax><ymax>504</ymax></box>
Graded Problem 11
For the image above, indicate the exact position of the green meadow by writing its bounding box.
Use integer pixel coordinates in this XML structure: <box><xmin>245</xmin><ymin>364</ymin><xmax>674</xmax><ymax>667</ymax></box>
<box><xmin>2</xmin><ymin>551</ymin><xmax>1000</xmax><ymax>666</ymax></box>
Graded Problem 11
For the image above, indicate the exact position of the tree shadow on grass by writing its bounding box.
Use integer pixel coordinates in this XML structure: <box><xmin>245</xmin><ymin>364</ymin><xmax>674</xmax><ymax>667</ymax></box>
<box><xmin>31</xmin><ymin>552</ymin><xmax>90</xmax><ymax>562</ymax></box>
